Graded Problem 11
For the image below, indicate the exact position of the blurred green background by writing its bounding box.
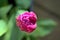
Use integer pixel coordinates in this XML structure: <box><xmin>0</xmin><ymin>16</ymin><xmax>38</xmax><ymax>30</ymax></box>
<box><xmin>0</xmin><ymin>0</ymin><xmax>59</xmax><ymax>40</ymax></box>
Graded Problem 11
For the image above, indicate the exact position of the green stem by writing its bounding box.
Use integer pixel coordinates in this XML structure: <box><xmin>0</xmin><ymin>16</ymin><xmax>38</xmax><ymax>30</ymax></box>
<box><xmin>26</xmin><ymin>33</ymin><xmax>30</xmax><ymax>40</ymax></box>
<box><xmin>27</xmin><ymin>36</ymin><xmax>30</xmax><ymax>40</ymax></box>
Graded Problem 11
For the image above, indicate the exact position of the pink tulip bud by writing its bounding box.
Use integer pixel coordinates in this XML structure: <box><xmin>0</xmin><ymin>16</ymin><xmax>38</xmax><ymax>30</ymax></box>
<box><xmin>16</xmin><ymin>11</ymin><xmax>37</xmax><ymax>33</ymax></box>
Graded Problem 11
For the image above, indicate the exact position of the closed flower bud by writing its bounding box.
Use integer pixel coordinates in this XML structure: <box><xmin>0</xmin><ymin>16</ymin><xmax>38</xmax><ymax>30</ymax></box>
<box><xmin>16</xmin><ymin>11</ymin><xmax>37</xmax><ymax>33</ymax></box>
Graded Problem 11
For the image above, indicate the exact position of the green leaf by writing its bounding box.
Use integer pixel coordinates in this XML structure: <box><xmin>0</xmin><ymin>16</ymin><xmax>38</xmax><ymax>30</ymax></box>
<box><xmin>9</xmin><ymin>14</ymin><xmax>25</xmax><ymax>40</ymax></box>
<box><xmin>10</xmin><ymin>25</ymin><xmax>25</xmax><ymax>40</ymax></box>
<box><xmin>15</xmin><ymin>0</ymin><xmax>31</xmax><ymax>9</ymax></box>
<box><xmin>0</xmin><ymin>5</ymin><xmax>12</xmax><ymax>18</ymax></box>
<box><xmin>0</xmin><ymin>20</ymin><xmax>8</xmax><ymax>36</ymax></box>
<box><xmin>38</xmin><ymin>19</ymin><xmax>57</xmax><ymax>27</ymax></box>
<box><xmin>4</xmin><ymin>9</ymin><xmax>25</xmax><ymax>40</ymax></box>
<box><xmin>37</xmin><ymin>19</ymin><xmax>57</xmax><ymax>31</ymax></box>
<box><xmin>31</xmin><ymin>27</ymin><xmax>51</xmax><ymax>37</ymax></box>
<box><xmin>3</xmin><ymin>8</ymin><xmax>15</xmax><ymax>40</ymax></box>
<box><xmin>30</xmin><ymin>19</ymin><xmax>57</xmax><ymax>37</ymax></box>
